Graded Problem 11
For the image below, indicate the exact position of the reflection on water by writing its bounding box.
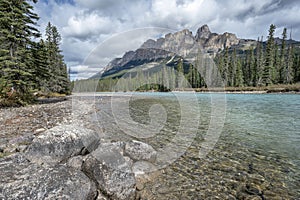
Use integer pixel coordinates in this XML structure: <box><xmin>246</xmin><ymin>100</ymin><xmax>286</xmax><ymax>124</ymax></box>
<box><xmin>96</xmin><ymin>93</ymin><xmax>300</xmax><ymax>199</ymax></box>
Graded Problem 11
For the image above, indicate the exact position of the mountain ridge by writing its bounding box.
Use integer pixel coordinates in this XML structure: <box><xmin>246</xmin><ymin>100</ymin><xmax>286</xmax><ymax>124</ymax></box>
<box><xmin>91</xmin><ymin>24</ymin><xmax>298</xmax><ymax>79</ymax></box>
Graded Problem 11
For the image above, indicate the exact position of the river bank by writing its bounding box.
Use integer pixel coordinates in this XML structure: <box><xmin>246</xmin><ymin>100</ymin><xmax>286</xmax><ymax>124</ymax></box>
<box><xmin>0</xmin><ymin>97</ymin><xmax>159</xmax><ymax>199</ymax></box>
<box><xmin>0</xmin><ymin>97</ymin><xmax>72</xmax><ymax>156</ymax></box>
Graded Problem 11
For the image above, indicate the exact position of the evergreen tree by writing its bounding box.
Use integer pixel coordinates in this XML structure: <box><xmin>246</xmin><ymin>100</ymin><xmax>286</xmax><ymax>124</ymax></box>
<box><xmin>31</xmin><ymin>39</ymin><xmax>50</xmax><ymax>91</ymax></box>
<box><xmin>256</xmin><ymin>36</ymin><xmax>265</xmax><ymax>86</ymax></box>
<box><xmin>228</xmin><ymin>49</ymin><xmax>236</xmax><ymax>87</ymax></box>
<box><xmin>235</xmin><ymin>57</ymin><xmax>244</xmax><ymax>87</ymax></box>
<box><xmin>263</xmin><ymin>24</ymin><xmax>276</xmax><ymax>86</ymax></box>
<box><xmin>176</xmin><ymin>58</ymin><xmax>184</xmax><ymax>89</ymax></box>
<box><xmin>279</xmin><ymin>28</ymin><xmax>287</xmax><ymax>83</ymax></box>
<box><xmin>245</xmin><ymin>47</ymin><xmax>255</xmax><ymax>86</ymax></box>
<box><xmin>223</xmin><ymin>47</ymin><xmax>229</xmax><ymax>86</ymax></box>
<box><xmin>44</xmin><ymin>22</ymin><xmax>70</xmax><ymax>94</ymax></box>
<box><xmin>285</xmin><ymin>44</ymin><xmax>294</xmax><ymax>84</ymax></box>
<box><xmin>0</xmin><ymin>0</ymin><xmax>40</xmax><ymax>104</ymax></box>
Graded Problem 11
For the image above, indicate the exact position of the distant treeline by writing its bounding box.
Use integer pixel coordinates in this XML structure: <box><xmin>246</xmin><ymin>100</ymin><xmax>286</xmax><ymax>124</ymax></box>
<box><xmin>0</xmin><ymin>0</ymin><xmax>70</xmax><ymax>106</ymax></box>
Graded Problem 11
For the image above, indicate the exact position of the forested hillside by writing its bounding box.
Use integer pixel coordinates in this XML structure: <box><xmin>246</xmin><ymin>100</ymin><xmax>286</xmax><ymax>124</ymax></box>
<box><xmin>0</xmin><ymin>0</ymin><xmax>70</xmax><ymax>106</ymax></box>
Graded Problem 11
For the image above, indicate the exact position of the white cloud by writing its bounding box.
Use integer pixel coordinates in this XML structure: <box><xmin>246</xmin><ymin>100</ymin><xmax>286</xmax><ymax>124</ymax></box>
<box><xmin>63</xmin><ymin>12</ymin><xmax>114</xmax><ymax>39</ymax></box>
<box><xmin>70</xmin><ymin>65</ymin><xmax>101</xmax><ymax>80</ymax></box>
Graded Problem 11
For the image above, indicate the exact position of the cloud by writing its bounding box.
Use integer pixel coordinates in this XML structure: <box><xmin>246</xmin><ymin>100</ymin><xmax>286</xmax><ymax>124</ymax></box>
<box><xmin>62</xmin><ymin>12</ymin><xmax>114</xmax><ymax>40</ymax></box>
<box><xmin>34</xmin><ymin>0</ymin><xmax>300</xmax><ymax>80</ymax></box>
<box><xmin>84</xmin><ymin>28</ymin><xmax>174</xmax><ymax>66</ymax></box>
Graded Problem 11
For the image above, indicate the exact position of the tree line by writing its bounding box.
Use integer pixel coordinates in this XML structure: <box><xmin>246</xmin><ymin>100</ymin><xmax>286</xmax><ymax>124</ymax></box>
<box><xmin>73</xmin><ymin>57</ymin><xmax>216</xmax><ymax>92</ymax></box>
<box><xmin>0</xmin><ymin>0</ymin><xmax>70</xmax><ymax>106</ymax></box>
<box><xmin>215</xmin><ymin>24</ymin><xmax>300</xmax><ymax>87</ymax></box>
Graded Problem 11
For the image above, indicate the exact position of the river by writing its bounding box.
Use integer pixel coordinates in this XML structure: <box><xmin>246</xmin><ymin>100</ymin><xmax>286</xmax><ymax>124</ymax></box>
<box><xmin>93</xmin><ymin>92</ymin><xmax>300</xmax><ymax>199</ymax></box>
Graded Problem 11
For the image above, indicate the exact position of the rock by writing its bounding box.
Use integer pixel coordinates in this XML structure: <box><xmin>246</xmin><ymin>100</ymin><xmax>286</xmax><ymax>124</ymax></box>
<box><xmin>202</xmin><ymin>32</ymin><xmax>239</xmax><ymax>52</ymax></box>
<box><xmin>195</xmin><ymin>24</ymin><xmax>211</xmax><ymax>40</ymax></box>
<box><xmin>132</xmin><ymin>160</ymin><xmax>158</xmax><ymax>175</ymax></box>
<box><xmin>25</xmin><ymin>124</ymin><xmax>100</xmax><ymax>165</ymax></box>
<box><xmin>34</xmin><ymin>128</ymin><xmax>46</xmax><ymax>134</ymax></box>
<box><xmin>100</xmin><ymin>141</ymin><xmax>126</xmax><ymax>155</ymax></box>
<box><xmin>245</xmin><ymin>183</ymin><xmax>262</xmax><ymax>196</ymax></box>
<box><xmin>263</xmin><ymin>190</ymin><xmax>280</xmax><ymax>199</ymax></box>
<box><xmin>96</xmin><ymin>191</ymin><xmax>109</xmax><ymax>200</ymax></box>
<box><xmin>82</xmin><ymin>145</ymin><xmax>136</xmax><ymax>200</ymax></box>
<box><xmin>132</xmin><ymin>161</ymin><xmax>160</xmax><ymax>191</ymax></box>
<box><xmin>124</xmin><ymin>156</ymin><xmax>134</xmax><ymax>167</ymax></box>
<box><xmin>15</xmin><ymin>145</ymin><xmax>27</xmax><ymax>153</ymax></box>
<box><xmin>67</xmin><ymin>155</ymin><xmax>84</xmax><ymax>170</ymax></box>
<box><xmin>124</xmin><ymin>140</ymin><xmax>157</xmax><ymax>162</ymax></box>
<box><xmin>0</xmin><ymin>153</ymin><xmax>97</xmax><ymax>199</ymax></box>
<box><xmin>248</xmin><ymin>173</ymin><xmax>265</xmax><ymax>184</ymax></box>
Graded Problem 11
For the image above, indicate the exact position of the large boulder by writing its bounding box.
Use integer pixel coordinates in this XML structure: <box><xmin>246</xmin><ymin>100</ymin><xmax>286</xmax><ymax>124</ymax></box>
<box><xmin>124</xmin><ymin>140</ymin><xmax>157</xmax><ymax>163</ymax></box>
<box><xmin>82</xmin><ymin>143</ymin><xmax>136</xmax><ymax>200</ymax></box>
<box><xmin>25</xmin><ymin>125</ymin><xmax>99</xmax><ymax>165</ymax></box>
<box><xmin>0</xmin><ymin>153</ymin><xmax>97</xmax><ymax>199</ymax></box>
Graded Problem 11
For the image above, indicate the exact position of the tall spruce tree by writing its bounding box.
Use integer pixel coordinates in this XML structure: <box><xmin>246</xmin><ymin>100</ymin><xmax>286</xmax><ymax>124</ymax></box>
<box><xmin>279</xmin><ymin>28</ymin><xmax>287</xmax><ymax>83</ymax></box>
<box><xmin>285</xmin><ymin>44</ymin><xmax>294</xmax><ymax>84</ymax></box>
<box><xmin>31</xmin><ymin>39</ymin><xmax>50</xmax><ymax>91</ymax></box>
<box><xmin>263</xmin><ymin>24</ymin><xmax>276</xmax><ymax>86</ymax></box>
<box><xmin>228</xmin><ymin>49</ymin><xmax>237</xmax><ymax>87</ymax></box>
<box><xmin>44</xmin><ymin>22</ymin><xmax>70</xmax><ymax>94</ymax></box>
<box><xmin>235</xmin><ymin>57</ymin><xmax>244</xmax><ymax>87</ymax></box>
<box><xmin>256</xmin><ymin>36</ymin><xmax>265</xmax><ymax>86</ymax></box>
<box><xmin>0</xmin><ymin>0</ymin><xmax>40</xmax><ymax>104</ymax></box>
<box><xmin>223</xmin><ymin>47</ymin><xmax>229</xmax><ymax>86</ymax></box>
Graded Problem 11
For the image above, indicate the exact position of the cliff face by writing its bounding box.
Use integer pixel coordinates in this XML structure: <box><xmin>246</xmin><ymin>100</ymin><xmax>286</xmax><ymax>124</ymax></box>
<box><xmin>98</xmin><ymin>25</ymin><xmax>250</xmax><ymax>78</ymax></box>
<box><xmin>140</xmin><ymin>24</ymin><xmax>239</xmax><ymax>55</ymax></box>
<box><xmin>195</xmin><ymin>25</ymin><xmax>239</xmax><ymax>52</ymax></box>
<box><xmin>141</xmin><ymin>29</ymin><xmax>198</xmax><ymax>57</ymax></box>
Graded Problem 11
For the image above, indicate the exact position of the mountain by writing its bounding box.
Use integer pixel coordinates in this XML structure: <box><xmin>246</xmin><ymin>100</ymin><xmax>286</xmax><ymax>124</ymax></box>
<box><xmin>91</xmin><ymin>25</ymin><xmax>252</xmax><ymax>79</ymax></box>
<box><xmin>91</xmin><ymin>25</ymin><xmax>300</xmax><ymax>80</ymax></box>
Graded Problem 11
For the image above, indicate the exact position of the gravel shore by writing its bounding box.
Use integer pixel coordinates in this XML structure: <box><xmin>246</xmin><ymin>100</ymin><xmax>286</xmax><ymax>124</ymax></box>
<box><xmin>0</xmin><ymin>98</ymin><xmax>72</xmax><ymax>155</ymax></box>
<box><xmin>0</xmin><ymin>96</ymin><xmax>159</xmax><ymax>199</ymax></box>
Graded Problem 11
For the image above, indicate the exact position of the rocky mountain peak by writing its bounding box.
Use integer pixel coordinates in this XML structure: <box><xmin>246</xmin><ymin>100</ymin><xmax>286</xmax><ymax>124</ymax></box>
<box><xmin>195</xmin><ymin>24</ymin><xmax>211</xmax><ymax>40</ymax></box>
<box><xmin>98</xmin><ymin>24</ymin><xmax>245</xmax><ymax>78</ymax></box>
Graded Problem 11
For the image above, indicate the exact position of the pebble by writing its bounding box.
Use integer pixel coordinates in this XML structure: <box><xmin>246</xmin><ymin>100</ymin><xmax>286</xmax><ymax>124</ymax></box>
<box><xmin>34</xmin><ymin>128</ymin><xmax>46</xmax><ymax>134</ymax></box>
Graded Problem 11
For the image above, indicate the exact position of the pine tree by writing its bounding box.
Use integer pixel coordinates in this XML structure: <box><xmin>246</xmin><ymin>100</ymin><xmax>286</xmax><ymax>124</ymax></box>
<box><xmin>263</xmin><ymin>24</ymin><xmax>276</xmax><ymax>86</ymax></box>
<box><xmin>279</xmin><ymin>28</ymin><xmax>287</xmax><ymax>83</ymax></box>
<box><xmin>273</xmin><ymin>43</ymin><xmax>280</xmax><ymax>84</ymax></box>
<box><xmin>256</xmin><ymin>36</ymin><xmax>265</xmax><ymax>86</ymax></box>
<box><xmin>223</xmin><ymin>47</ymin><xmax>229</xmax><ymax>86</ymax></box>
<box><xmin>44</xmin><ymin>22</ymin><xmax>70</xmax><ymax>94</ymax></box>
<box><xmin>235</xmin><ymin>57</ymin><xmax>244</xmax><ymax>87</ymax></box>
<box><xmin>176</xmin><ymin>58</ymin><xmax>184</xmax><ymax>89</ymax></box>
<box><xmin>0</xmin><ymin>0</ymin><xmax>40</xmax><ymax>104</ymax></box>
<box><xmin>228</xmin><ymin>49</ymin><xmax>236</xmax><ymax>87</ymax></box>
<box><xmin>31</xmin><ymin>39</ymin><xmax>50</xmax><ymax>91</ymax></box>
<box><xmin>285</xmin><ymin>44</ymin><xmax>294</xmax><ymax>84</ymax></box>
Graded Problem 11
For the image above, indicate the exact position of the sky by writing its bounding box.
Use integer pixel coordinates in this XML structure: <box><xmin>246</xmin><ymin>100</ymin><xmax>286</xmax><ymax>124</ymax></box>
<box><xmin>33</xmin><ymin>0</ymin><xmax>300</xmax><ymax>80</ymax></box>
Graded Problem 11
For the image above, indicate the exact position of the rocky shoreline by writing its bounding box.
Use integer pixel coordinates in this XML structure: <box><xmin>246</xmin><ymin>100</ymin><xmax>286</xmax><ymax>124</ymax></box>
<box><xmin>1</xmin><ymin>96</ymin><xmax>299</xmax><ymax>199</ymax></box>
<box><xmin>0</xmin><ymin>97</ymin><xmax>158</xmax><ymax>199</ymax></box>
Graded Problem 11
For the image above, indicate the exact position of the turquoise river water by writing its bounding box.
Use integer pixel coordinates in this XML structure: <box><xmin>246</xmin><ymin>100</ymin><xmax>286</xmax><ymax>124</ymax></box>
<box><xmin>93</xmin><ymin>93</ymin><xmax>300</xmax><ymax>199</ymax></box>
